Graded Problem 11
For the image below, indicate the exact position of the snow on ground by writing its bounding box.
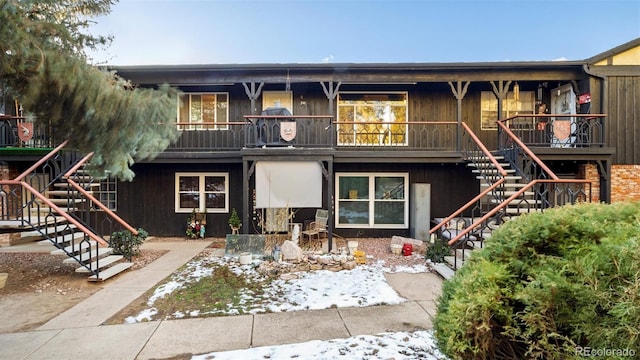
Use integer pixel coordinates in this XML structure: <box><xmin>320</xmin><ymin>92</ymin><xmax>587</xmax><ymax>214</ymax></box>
<box><xmin>193</xmin><ymin>330</ymin><xmax>447</xmax><ymax>360</ymax></box>
<box><xmin>125</xmin><ymin>252</ymin><xmax>448</xmax><ymax>359</ymax></box>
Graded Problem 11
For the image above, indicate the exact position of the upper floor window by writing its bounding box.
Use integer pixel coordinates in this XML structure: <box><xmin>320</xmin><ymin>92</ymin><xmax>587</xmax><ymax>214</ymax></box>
<box><xmin>178</xmin><ymin>93</ymin><xmax>228</xmax><ymax>130</ymax></box>
<box><xmin>481</xmin><ymin>91</ymin><xmax>534</xmax><ymax>130</ymax></box>
<box><xmin>337</xmin><ymin>92</ymin><xmax>408</xmax><ymax>146</ymax></box>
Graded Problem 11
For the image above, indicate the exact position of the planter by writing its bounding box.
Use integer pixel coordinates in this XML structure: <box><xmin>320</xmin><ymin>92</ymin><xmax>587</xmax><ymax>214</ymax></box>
<box><xmin>230</xmin><ymin>224</ymin><xmax>241</xmax><ymax>235</ymax></box>
<box><xmin>390</xmin><ymin>243</ymin><xmax>402</xmax><ymax>255</ymax></box>
<box><xmin>239</xmin><ymin>252</ymin><xmax>252</xmax><ymax>265</ymax></box>
<box><xmin>0</xmin><ymin>273</ymin><xmax>7</xmax><ymax>289</ymax></box>
<box><xmin>347</xmin><ymin>240</ymin><xmax>358</xmax><ymax>255</ymax></box>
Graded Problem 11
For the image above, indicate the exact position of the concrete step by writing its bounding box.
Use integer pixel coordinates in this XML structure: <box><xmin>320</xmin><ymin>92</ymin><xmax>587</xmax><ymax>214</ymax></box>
<box><xmin>38</xmin><ymin>231</ymin><xmax>85</xmax><ymax>246</ymax></box>
<box><xmin>472</xmin><ymin>169</ymin><xmax>516</xmax><ymax>174</ymax></box>
<box><xmin>21</xmin><ymin>224</ymin><xmax>77</xmax><ymax>242</ymax></box>
<box><xmin>88</xmin><ymin>262</ymin><xmax>133</xmax><ymax>282</ymax></box>
<box><xmin>43</xmin><ymin>198</ymin><xmax>86</xmax><ymax>206</ymax></box>
<box><xmin>505</xmin><ymin>208</ymin><xmax>543</xmax><ymax>215</ymax></box>
<box><xmin>432</xmin><ymin>263</ymin><xmax>455</xmax><ymax>280</ymax></box>
<box><xmin>76</xmin><ymin>254</ymin><xmax>123</xmax><ymax>273</ymax></box>
<box><xmin>467</xmin><ymin>155</ymin><xmax>504</xmax><ymax>161</ymax></box>
<box><xmin>53</xmin><ymin>182</ymin><xmax>99</xmax><ymax>188</ymax></box>
<box><xmin>51</xmin><ymin>239</ymin><xmax>98</xmax><ymax>255</ymax></box>
<box><xmin>63</xmin><ymin>247</ymin><xmax>113</xmax><ymax>264</ymax></box>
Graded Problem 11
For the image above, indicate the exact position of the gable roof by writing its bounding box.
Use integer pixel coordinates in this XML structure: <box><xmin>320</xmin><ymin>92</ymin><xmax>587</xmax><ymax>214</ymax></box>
<box><xmin>587</xmin><ymin>38</ymin><xmax>640</xmax><ymax>65</ymax></box>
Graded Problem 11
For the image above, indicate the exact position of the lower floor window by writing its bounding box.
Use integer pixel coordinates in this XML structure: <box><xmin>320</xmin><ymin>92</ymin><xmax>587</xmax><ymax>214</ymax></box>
<box><xmin>92</xmin><ymin>176</ymin><xmax>117</xmax><ymax>211</ymax></box>
<box><xmin>175</xmin><ymin>173</ymin><xmax>228</xmax><ymax>213</ymax></box>
<box><xmin>336</xmin><ymin>173</ymin><xmax>408</xmax><ymax>228</ymax></box>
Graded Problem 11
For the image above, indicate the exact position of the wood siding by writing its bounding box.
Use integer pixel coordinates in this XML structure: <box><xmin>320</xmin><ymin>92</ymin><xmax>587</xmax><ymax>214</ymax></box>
<box><xmin>607</xmin><ymin>75</ymin><xmax>640</xmax><ymax>164</ymax></box>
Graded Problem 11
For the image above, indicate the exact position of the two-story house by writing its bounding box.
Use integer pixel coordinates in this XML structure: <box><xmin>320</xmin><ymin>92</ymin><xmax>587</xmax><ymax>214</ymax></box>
<box><xmin>1</xmin><ymin>38</ymin><xmax>638</xmax><ymax>279</ymax></box>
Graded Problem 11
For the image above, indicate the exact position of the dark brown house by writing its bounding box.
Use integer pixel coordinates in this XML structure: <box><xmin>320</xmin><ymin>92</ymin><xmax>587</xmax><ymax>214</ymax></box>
<box><xmin>1</xmin><ymin>38</ymin><xmax>639</xmax><ymax>278</ymax></box>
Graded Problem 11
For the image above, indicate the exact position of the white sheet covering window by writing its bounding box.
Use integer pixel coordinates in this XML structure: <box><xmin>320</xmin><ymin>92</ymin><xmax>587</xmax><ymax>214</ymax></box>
<box><xmin>255</xmin><ymin>161</ymin><xmax>322</xmax><ymax>208</ymax></box>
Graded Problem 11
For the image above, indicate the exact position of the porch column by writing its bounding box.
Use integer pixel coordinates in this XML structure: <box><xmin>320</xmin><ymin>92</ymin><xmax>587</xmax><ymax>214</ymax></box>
<box><xmin>321</xmin><ymin>81</ymin><xmax>341</xmax><ymax>116</ymax></box>
<box><xmin>448</xmin><ymin>80</ymin><xmax>470</xmax><ymax>151</ymax></box>
<box><xmin>242</xmin><ymin>82</ymin><xmax>264</xmax><ymax>115</ymax></box>
<box><xmin>490</xmin><ymin>80</ymin><xmax>512</xmax><ymax>143</ymax></box>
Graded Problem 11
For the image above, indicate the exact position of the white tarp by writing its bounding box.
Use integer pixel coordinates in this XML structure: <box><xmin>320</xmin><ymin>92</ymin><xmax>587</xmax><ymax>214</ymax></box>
<box><xmin>255</xmin><ymin>161</ymin><xmax>322</xmax><ymax>208</ymax></box>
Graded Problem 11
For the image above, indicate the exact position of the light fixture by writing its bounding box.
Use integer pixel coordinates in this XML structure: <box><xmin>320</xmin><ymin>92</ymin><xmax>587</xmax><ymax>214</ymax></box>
<box><xmin>513</xmin><ymin>82</ymin><xmax>520</xmax><ymax>101</ymax></box>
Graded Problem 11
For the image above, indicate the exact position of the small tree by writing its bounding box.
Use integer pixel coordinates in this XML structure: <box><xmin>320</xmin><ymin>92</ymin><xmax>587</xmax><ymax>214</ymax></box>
<box><xmin>228</xmin><ymin>208</ymin><xmax>241</xmax><ymax>228</ymax></box>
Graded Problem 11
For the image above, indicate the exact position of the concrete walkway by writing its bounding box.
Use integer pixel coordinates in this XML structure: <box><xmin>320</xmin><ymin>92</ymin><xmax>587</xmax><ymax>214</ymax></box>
<box><xmin>0</xmin><ymin>240</ymin><xmax>443</xmax><ymax>360</ymax></box>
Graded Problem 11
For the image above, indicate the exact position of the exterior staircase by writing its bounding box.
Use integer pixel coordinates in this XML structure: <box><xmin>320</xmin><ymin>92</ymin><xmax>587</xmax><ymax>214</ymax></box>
<box><xmin>431</xmin><ymin>122</ymin><xmax>592</xmax><ymax>280</ymax></box>
<box><xmin>0</xmin><ymin>143</ymin><xmax>135</xmax><ymax>281</ymax></box>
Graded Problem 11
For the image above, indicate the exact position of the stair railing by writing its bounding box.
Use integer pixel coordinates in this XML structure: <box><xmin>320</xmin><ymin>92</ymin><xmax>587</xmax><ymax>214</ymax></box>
<box><xmin>429</xmin><ymin>122</ymin><xmax>509</xmax><ymax>269</ymax></box>
<box><xmin>63</xmin><ymin>152</ymin><xmax>138</xmax><ymax>235</ymax></box>
<box><xmin>444</xmin><ymin>116</ymin><xmax>595</xmax><ymax>247</ymax></box>
<box><xmin>446</xmin><ymin>178</ymin><xmax>592</xmax><ymax>246</ymax></box>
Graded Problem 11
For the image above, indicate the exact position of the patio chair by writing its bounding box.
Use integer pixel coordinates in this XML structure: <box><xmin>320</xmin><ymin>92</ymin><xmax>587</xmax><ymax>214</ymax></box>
<box><xmin>301</xmin><ymin>209</ymin><xmax>328</xmax><ymax>248</ymax></box>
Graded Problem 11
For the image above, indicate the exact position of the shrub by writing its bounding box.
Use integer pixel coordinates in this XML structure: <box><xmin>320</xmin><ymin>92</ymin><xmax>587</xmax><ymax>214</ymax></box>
<box><xmin>110</xmin><ymin>228</ymin><xmax>148</xmax><ymax>261</ymax></box>
<box><xmin>425</xmin><ymin>238</ymin><xmax>451</xmax><ymax>263</ymax></box>
<box><xmin>434</xmin><ymin>202</ymin><xmax>640</xmax><ymax>360</ymax></box>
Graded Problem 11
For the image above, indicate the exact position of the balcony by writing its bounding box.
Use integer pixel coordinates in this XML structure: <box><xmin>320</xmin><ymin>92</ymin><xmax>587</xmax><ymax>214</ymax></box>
<box><xmin>498</xmin><ymin>114</ymin><xmax>606</xmax><ymax>149</ymax></box>
<box><xmin>1</xmin><ymin>113</ymin><xmax>607</xmax><ymax>156</ymax></box>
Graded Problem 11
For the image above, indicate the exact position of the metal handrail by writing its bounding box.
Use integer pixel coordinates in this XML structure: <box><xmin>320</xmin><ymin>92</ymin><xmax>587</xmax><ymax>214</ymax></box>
<box><xmin>497</xmin><ymin>118</ymin><xmax>559</xmax><ymax>180</ymax></box>
<box><xmin>430</xmin><ymin>122</ymin><xmax>509</xmax><ymax>235</ymax></box>
<box><xmin>63</xmin><ymin>152</ymin><xmax>138</xmax><ymax>235</ymax></box>
<box><xmin>14</xmin><ymin>140</ymin><xmax>69</xmax><ymax>181</ymax></box>
<box><xmin>447</xmin><ymin>179</ymin><xmax>592</xmax><ymax>246</ymax></box>
<box><xmin>1</xmin><ymin>179</ymin><xmax>108</xmax><ymax>246</ymax></box>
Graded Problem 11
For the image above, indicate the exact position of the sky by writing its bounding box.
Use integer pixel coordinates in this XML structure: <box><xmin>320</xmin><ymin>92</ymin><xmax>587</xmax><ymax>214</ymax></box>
<box><xmin>121</xmin><ymin>252</ymin><xmax>444</xmax><ymax>359</ymax></box>
<box><xmin>87</xmin><ymin>0</ymin><xmax>640</xmax><ymax>66</ymax></box>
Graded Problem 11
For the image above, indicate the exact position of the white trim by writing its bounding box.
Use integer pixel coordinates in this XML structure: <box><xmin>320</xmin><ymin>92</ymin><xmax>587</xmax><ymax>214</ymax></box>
<box><xmin>335</xmin><ymin>172</ymin><xmax>408</xmax><ymax>229</ymax></box>
<box><xmin>175</xmin><ymin>172</ymin><xmax>229</xmax><ymax>213</ymax></box>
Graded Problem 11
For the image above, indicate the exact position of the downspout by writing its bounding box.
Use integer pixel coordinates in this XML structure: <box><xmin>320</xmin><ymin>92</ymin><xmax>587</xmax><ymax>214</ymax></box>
<box><xmin>582</xmin><ymin>64</ymin><xmax>610</xmax><ymax>203</ymax></box>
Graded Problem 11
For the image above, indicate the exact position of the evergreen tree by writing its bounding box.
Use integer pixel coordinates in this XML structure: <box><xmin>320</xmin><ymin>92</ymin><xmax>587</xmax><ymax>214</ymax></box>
<box><xmin>0</xmin><ymin>0</ymin><xmax>179</xmax><ymax>180</ymax></box>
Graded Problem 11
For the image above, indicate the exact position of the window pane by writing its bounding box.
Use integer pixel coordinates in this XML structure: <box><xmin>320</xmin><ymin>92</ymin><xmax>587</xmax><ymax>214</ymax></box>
<box><xmin>204</xmin><ymin>176</ymin><xmax>225</xmax><ymax>192</ymax></box>
<box><xmin>339</xmin><ymin>176</ymin><xmax>368</xmax><ymax>199</ymax></box>
<box><xmin>178</xmin><ymin>94</ymin><xmax>189</xmax><ymax>129</ymax></box>
<box><xmin>205</xmin><ymin>193</ymin><xmax>225</xmax><ymax>208</ymax></box>
<box><xmin>202</xmin><ymin>94</ymin><xmax>216</xmax><ymax>129</ymax></box>
<box><xmin>180</xmin><ymin>193</ymin><xmax>199</xmax><ymax>209</ymax></box>
<box><xmin>179</xmin><ymin>176</ymin><xmax>199</xmax><ymax>192</ymax></box>
<box><xmin>374</xmin><ymin>201</ymin><xmax>404</xmax><ymax>224</ymax></box>
<box><xmin>338</xmin><ymin>201</ymin><xmax>369</xmax><ymax>224</ymax></box>
<box><xmin>190</xmin><ymin>95</ymin><xmax>202</xmax><ymax>125</ymax></box>
<box><xmin>216</xmin><ymin>94</ymin><xmax>228</xmax><ymax>129</ymax></box>
<box><xmin>375</xmin><ymin>177</ymin><xmax>404</xmax><ymax>199</ymax></box>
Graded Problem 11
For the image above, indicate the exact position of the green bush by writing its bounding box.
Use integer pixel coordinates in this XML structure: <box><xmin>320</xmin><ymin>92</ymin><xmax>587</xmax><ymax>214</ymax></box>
<box><xmin>434</xmin><ymin>202</ymin><xmax>640</xmax><ymax>360</ymax></box>
<box><xmin>110</xmin><ymin>228</ymin><xmax>148</xmax><ymax>261</ymax></box>
<box><xmin>425</xmin><ymin>238</ymin><xmax>452</xmax><ymax>263</ymax></box>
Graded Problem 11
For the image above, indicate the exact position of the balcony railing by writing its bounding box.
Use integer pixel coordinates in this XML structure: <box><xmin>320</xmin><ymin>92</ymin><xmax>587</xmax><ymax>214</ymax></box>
<box><xmin>2</xmin><ymin>113</ymin><xmax>606</xmax><ymax>153</ymax></box>
<box><xmin>0</xmin><ymin>116</ymin><xmax>56</xmax><ymax>149</ymax></box>
<box><xmin>498</xmin><ymin>114</ymin><xmax>606</xmax><ymax>148</ymax></box>
<box><xmin>169</xmin><ymin>117</ymin><xmax>463</xmax><ymax>152</ymax></box>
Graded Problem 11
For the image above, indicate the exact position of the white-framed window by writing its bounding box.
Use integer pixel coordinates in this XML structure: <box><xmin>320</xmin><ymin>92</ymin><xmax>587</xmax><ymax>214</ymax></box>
<box><xmin>175</xmin><ymin>173</ymin><xmax>228</xmax><ymax>213</ymax></box>
<box><xmin>481</xmin><ymin>91</ymin><xmax>534</xmax><ymax>130</ymax></box>
<box><xmin>337</xmin><ymin>92</ymin><xmax>408</xmax><ymax>146</ymax></box>
<box><xmin>262</xmin><ymin>91</ymin><xmax>293</xmax><ymax>114</ymax></box>
<box><xmin>178</xmin><ymin>93</ymin><xmax>229</xmax><ymax>130</ymax></box>
<box><xmin>93</xmin><ymin>176</ymin><xmax>117</xmax><ymax>211</ymax></box>
<box><xmin>335</xmin><ymin>173</ymin><xmax>408</xmax><ymax>228</ymax></box>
